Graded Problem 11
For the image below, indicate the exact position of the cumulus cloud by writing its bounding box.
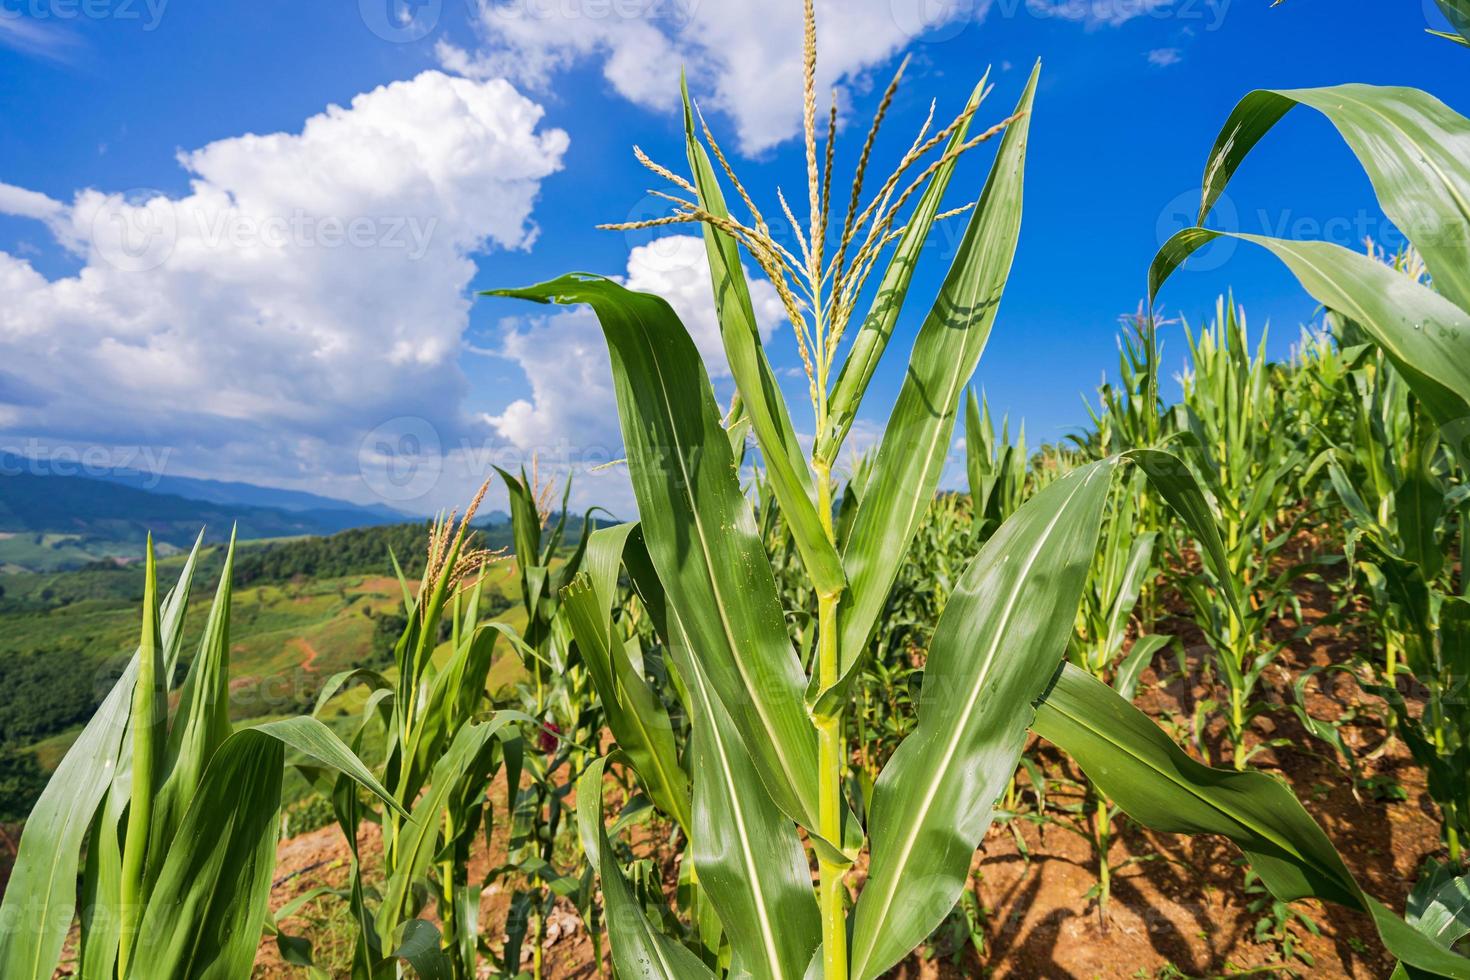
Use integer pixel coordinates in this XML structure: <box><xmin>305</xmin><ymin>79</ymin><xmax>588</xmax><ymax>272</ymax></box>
<box><xmin>484</xmin><ymin>233</ymin><xmax>785</xmax><ymax>454</ymax></box>
<box><xmin>0</xmin><ymin>70</ymin><xmax>568</xmax><ymax>507</ymax></box>
<box><xmin>440</xmin><ymin>0</ymin><xmax>1174</xmax><ymax>154</ymax></box>
<box><xmin>442</xmin><ymin>0</ymin><xmax>982</xmax><ymax>154</ymax></box>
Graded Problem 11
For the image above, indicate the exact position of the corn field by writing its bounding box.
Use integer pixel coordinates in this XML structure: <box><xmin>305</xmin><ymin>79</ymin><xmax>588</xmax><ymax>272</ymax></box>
<box><xmin>4</xmin><ymin>3</ymin><xmax>1470</xmax><ymax>978</ymax></box>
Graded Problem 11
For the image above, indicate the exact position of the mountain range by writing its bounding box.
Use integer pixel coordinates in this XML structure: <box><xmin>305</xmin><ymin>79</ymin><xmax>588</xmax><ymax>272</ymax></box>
<box><xmin>0</xmin><ymin>455</ymin><xmax>514</xmax><ymax>572</ymax></box>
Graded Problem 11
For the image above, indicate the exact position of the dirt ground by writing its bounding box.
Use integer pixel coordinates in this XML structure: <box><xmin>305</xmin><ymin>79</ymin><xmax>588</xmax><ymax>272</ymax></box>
<box><xmin>252</xmin><ymin>575</ymin><xmax>1450</xmax><ymax>979</ymax></box>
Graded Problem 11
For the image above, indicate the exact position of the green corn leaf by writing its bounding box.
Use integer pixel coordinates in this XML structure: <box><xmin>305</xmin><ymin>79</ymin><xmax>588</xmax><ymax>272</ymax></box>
<box><xmin>562</xmin><ymin>554</ymin><xmax>691</xmax><ymax>833</ymax></box>
<box><xmin>126</xmin><ymin>726</ymin><xmax>284</xmax><ymax>979</ymax></box>
<box><xmin>577</xmin><ymin>757</ymin><xmax>718</xmax><ymax>979</ymax></box>
<box><xmin>1032</xmin><ymin>664</ymin><xmax>1470</xmax><ymax>979</ymax></box>
<box><xmin>1124</xmin><ymin>447</ymin><xmax>1241</xmax><ymax>617</ymax></box>
<box><xmin>1188</xmin><ymin>84</ymin><xmax>1470</xmax><ymax>314</ymax></box>
<box><xmin>1153</xmin><ymin>231</ymin><xmax>1470</xmax><ymax>427</ymax></box>
<box><xmin>250</xmin><ymin>716</ymin><xmax>404</xmax><ymax>815</ymax></box>
<box><xmin>604</xmin><ymin>524</ymin><xmax>824</xmax><ymax>974</ymax></box>
<box><xmin>485</xmin><ymin>274</ymin><xmax>827</xmax><ymax>843</ymax></box>
<box><xmin>128</xmin><ymin>716</ymin><xmax>400</xmax><ymax>979</ymax></box>
<box><xmin>4</xmin><ymin>534</ymin><xmax>194</xmax><ymax>980</ymax></box>
<box><xmin>851</xmin><ymin>459</ymin><xmax>1116</xmax><ymax>980</ymax></box>
<box><xmin>826</xmin><ymin>64</ymin><xmax>1038</xmax><ymax>715</ymax></box>
<box><xmin>403</xmin><ymin>618</ymin><xmax>504</xmax><ymax>796</ymax></box>
<box><xmin>673</xmin><ymin>610</ymin><xmax>821</xmax><ymax>979</ymax></box>
<box><xmin>1103</xmin><ymin>529</ymin><xmax>1158</xmax><ymax>658</ymax></box>
<box><xmin>389</xmin><ymin>920</ymin><xmax>450</xmax><ymax>980</ymax></box>
<box><xmin>820</xmin><ymin>74</ymin><xmax>989</xmax><ymax>467</ymax></box>
<box><xmin>681</xmin><ymin>75</ymin><xmax>845</xmax><ymax>599</ymax></box>
<box><xmin>1408</xmin><ymin>864</ymin><xmax>1470</xmax><ymax>948</ymax></box>
<box><xmin>376</xmin><ymin>715</ymin><xmax>522</xmax><ymax>949</ymax></box>
<box><xmin>1113</xmin><ymin>633</ymin><xmax>1171</xmax><ymax>702</ymax></box>
<box><xmin>117</xmin><ymin>538</ymin><xmax>164</xmax><ymax>975</ymax></box>
<box><xmin>1429</xmin><ymin>28</ymin><xmax>1470</xmax><ymax>46</ymax></box>
<box><xmin>1433</xmin><ymin>0</ymin><xmax>1470</xmax><ymax>44</ymax></box>
<box><xmin>149</xmin><ymin>529</ymin><xmax>238</xmax><ymax>888</ymax></box>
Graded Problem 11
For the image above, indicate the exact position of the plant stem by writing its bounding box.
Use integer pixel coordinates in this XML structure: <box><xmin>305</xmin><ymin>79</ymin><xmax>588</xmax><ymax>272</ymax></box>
<box><xmin>442</xmin><ymin>808</ymin><xmax>458</xmax><ymax>975</ymax></box>
<box><xmin>817</xmin><ymin>593</ymin><xmax>847</xmax><ymax>980</ymax></box>
<box><xmin>1093</xmin><ymin>794</ymin><xmax>1112</xmax><ymax>928</ymax></box>
<box><xmin>814</xmin><ymin>459</ymin><xmax>848</xmax><ymax>980</ymax></box>
<box><xmin>1230</xmin><ymin>682</ymin><xmax>1247</xmax><ymax>771</ymax></box>
<box><xmin>118</xmin><ymin>537</ymin><xmax>161</xmax><ymax>977</ymax></box>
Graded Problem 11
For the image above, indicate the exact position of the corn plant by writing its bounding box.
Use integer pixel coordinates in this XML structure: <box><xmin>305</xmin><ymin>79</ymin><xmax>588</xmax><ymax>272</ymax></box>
<box><xmin>964</xmin><ymin>388</ymin><xmax>1028</xmax><ymax>543</ymax></box>
<box><xmin>1087</xmin><ymin>309</ymin><xmax>1173</xmax><ymax>629</ymax></box>
<box><xmin>0</xmin><ymin>533</ymin><xmax>402</xmax><ymax>980</ymax></box>
<box><xmin>493</xmin><ymin>463</ymin><xmax>607</xmax><ymax>975</ymax></box>
<box><xmin>1152</xmin><ymin>72</ymin><xmax>1470</xmax><ymax>954</ymax></box>
<box><xmin>1168</xmin><ymin>299</ymin><xmax>1310</xmax><ymax>767</ymax></box>
<box><xmin>299</xmin><ymin>486</ymin><xmax>534</xmax><ymax>979</ymax></box>
<box><xmin>1066</xmin><ymin>481</ymin><xmax>1172</xmax><ymax>922</ymax></box>
<box><xmin>1308</xmin><ymin>321</ymin><xmax>1470</xmax><ymax>861</ymax></box>
<box><xmin>487</xmin><ymin>6</ymin><xmax>1469</xmax><ymax>977</ymax></box>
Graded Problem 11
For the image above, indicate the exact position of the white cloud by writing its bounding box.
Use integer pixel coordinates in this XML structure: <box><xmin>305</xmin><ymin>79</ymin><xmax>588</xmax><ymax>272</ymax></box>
<box><xmin>443</xmin><ymin>0</ymin><xmax>981</xmax><ymax>154</ymax></box>
<box><xmin>0</xmin><ymin>70</ymin><xmax>568</xmax><ymax>508</ymax></box>
<box><xmin>1146</xmin><ymin>46</ymin><xmax>1183</xmax><ymax>67</ymax></box>
<box><xmin>0</xmin><ymin>15</ymin><xmax>83</xmax><ymax>64</ymax></box>
<box><xmin>484</xmin><ymin>233</ymin><xmax>784</xmax><ymax>457</ymax></box>
<box><xmin>442</xmin><ymin>0</ymin><xmax>1174</xmax><ymax>154</ymax></box>
<box><xmin>1027</xmin><ymin>0</ymin><xmax>1176</xmax><ymax>28</ymax></box>
<box><xmin>0</xmin><ymin>182</ymin><xmax>67</xmax><ymax>225</ymax></box>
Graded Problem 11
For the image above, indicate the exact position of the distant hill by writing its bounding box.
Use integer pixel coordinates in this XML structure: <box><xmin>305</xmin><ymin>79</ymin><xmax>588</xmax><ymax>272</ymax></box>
<box><xmin>83</xmin><ymin>469</ymin><xmax>411</xmax><ymax>522</ymax></box>
<box><xmin>0</xmin><ymin>466</ymin><xmax>405</xmax><ymax>571</ymax></box>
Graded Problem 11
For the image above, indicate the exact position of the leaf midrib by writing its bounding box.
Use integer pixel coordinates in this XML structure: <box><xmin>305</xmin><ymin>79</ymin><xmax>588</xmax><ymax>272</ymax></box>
<box><xmin>853</xmin><ymin>464</ymin><xmax>1099</xmax><ymax>975</ymax></box>
<box><xmin>621</xmin><ymin>294</ymin><xmax>815</xmax><ymax>822</ymax></box>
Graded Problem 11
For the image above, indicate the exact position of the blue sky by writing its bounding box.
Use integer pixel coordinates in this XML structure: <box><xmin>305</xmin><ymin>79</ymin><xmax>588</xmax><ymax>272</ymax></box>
<box><xmin>1</xmin><ymin>0</ymin><xmax>1465</xmax><ymax>517</ymax></box>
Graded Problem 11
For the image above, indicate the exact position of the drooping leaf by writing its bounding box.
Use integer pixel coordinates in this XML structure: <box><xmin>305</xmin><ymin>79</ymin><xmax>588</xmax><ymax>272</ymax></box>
<box><xmin>1189</xmin><ymin>84</ymin><xmax>1470</xmax><ymax>313</ymax></box>
<box><xmin>1152</xmin><ymin>231</ymin><xmax>1470</xmax><ymax>428</ymax></box>
<box><xmin>1032</xmin><ymin>664</ymin><xmax>1470</xmax><ymax>979</ymax></box>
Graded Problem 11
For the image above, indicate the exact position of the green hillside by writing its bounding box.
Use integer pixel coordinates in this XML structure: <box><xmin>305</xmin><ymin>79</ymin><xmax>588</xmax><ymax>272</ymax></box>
<box><xmin>0</xmin><ymin>467</ymin><xmax>407</xmax><ymax>571</ymax></box>
<box><xmin>0</xmin><ymin>521</ymin><xmax>537</xmax><ymax>819</ymax></box>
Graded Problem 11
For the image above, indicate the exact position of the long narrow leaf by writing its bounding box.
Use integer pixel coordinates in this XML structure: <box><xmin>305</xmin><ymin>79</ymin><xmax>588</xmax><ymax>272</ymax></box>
<box><xmin>577</xmin><ymin>757</ymin><xmax>717</xmax><ymax>979</ymax></box>
<box><xmin>1190</xmin><ymin>84</ymin><xmax>1470</xmax><ymax>312</ymax></box>
<box><xmin>0</xmin><ymin>539</ymin><xmax>201</xmax><ymax>980</ymax></box>
<box><xmin>827</xmin><ymin>64</ymin><xmax>1039</xmax><ymax>714</ymax></box>
<box><xmin>129</xmin><ymin>716</ymin><xmax>401</xmax><ymax>978</ymax></box>
<box><xmin>1033</xmin><ymin>664</ymin><xmax>1470</xmax><ymax>979</ymax></box>
<box><xmin>850</xmin><ymin>459</ymin><xmax>1116</xmax><ymax>979</ymax></box>
<box><xmin>681</xmin><ymin>76</ymin><xmax>845</xmax><ymax>598</ymax></box>
<box><xmin>485</xmin><ymin>275</ymin><xmax>826</xmax><ymax>841</ymax></box>
<box><xmin>1152</xmin><ymin>230</ymin><xmax>1470</xmax><ymax>427</ymax></box>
